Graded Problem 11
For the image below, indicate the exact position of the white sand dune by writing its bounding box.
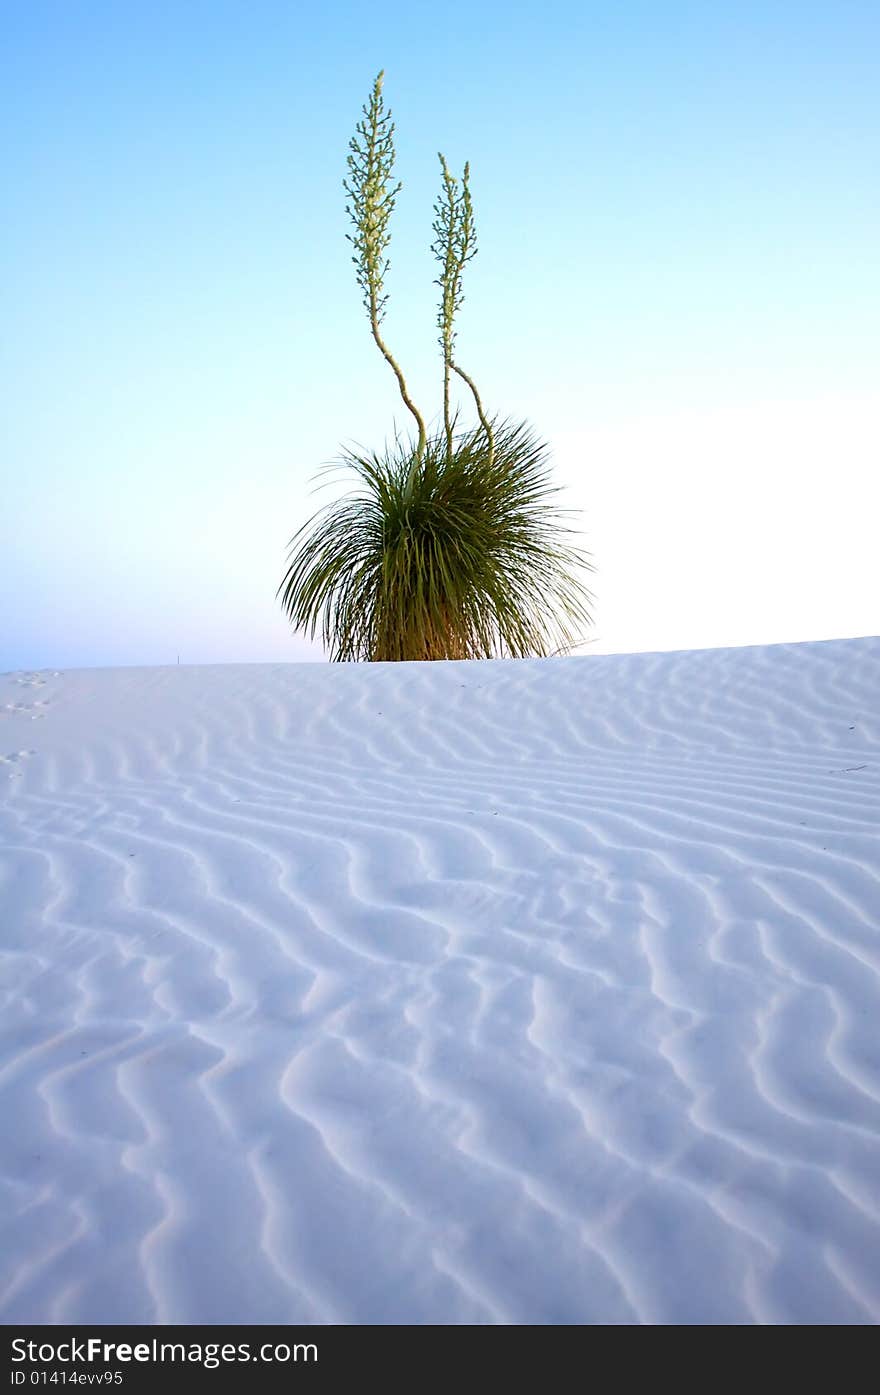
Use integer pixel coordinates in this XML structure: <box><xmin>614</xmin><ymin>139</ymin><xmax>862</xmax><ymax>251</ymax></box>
<box><xmin>1</xmin><ymin>637</ymin><xmax>879</xmax><ymax>1324</ymax></box>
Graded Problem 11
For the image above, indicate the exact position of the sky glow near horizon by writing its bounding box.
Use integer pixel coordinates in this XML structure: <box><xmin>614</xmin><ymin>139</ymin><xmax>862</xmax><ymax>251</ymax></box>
<box><xmin>3</xmin><ymin>1</ymin><xmax>878</xmax><ymax>669</ymax></box>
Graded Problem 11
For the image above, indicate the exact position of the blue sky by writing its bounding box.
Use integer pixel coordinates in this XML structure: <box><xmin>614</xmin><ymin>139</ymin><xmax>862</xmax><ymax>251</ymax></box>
<box><xmin>3</xmin><ymin>0</ymin><xmax>878</xmax><ymax>668</ymax></box>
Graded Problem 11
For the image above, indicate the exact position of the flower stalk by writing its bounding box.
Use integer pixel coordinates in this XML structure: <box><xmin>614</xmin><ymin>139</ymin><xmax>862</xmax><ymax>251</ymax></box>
<box><xmin>343</xmin><ymin>71</ymin><xmax>427</xmax><ymax>467</ymax></box>
<box><xmin>431</xmin><ymin>155</ymin><xmax>494</xmax><ymax>468</ymax></box>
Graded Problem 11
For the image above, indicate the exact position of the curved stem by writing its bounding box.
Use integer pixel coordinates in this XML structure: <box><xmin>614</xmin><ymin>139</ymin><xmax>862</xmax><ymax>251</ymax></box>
<box><xmin>451</xmin><ymin>362</ymin><xmax>494</xmax><ymax>467</ymax></box>
<box><xmin>370</xmin><ymin>304</ymin><xmax>427</xmax><ymax>465</ymax></box>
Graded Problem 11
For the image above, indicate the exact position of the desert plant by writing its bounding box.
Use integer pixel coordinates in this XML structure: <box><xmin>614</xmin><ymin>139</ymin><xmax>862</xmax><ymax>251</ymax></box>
<box><xmin>278</xmin><ymin>416</ymin><xmax>593</xmax><ymax>662</ymax></box>
<box><xmin>279</xmin><ymin>70</ymin><xmax>594</xmax><ymax>661</ymax></box>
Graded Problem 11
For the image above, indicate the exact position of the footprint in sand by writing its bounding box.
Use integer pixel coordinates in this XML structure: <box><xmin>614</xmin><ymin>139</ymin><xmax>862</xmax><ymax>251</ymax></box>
<box><xmin>8</xmin><ymin>671</ymin><xmax>62</xmax><ymax>686</ymax></box>
<box><xmin>2</xmin><ymin>699</ymin><xmax>49</xmax><ymax>718</ymax></box>
<box><xmin>0</xmin><ymin>749</ymin><xmax>36</xmax><ymax>774</ymax></box>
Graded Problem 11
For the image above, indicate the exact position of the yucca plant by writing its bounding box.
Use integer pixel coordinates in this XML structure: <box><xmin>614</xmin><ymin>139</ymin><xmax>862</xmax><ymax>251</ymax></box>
<box><xmin>278</xmin><ymin>416</ymin><xmax>592</xmax><ymax>661</ymax></box>
<box><xmin>278</xmin><ymin>70</ymin><xmax>594</xmax><ymax>661</ymax></box>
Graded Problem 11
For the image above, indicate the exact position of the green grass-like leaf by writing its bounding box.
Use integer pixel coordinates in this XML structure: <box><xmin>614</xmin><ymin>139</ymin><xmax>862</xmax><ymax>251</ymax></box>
<box><xmin>278</xmin><ymin>417</ymin><xmax>594</xmax><ymax>662</ymax></box>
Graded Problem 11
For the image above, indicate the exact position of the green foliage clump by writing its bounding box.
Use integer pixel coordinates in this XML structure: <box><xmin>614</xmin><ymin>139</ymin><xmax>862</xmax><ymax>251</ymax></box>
<box><xmin>278</xmin><ymin>418</ymin><xmax>593</xmax><ymax>662</ymax></box>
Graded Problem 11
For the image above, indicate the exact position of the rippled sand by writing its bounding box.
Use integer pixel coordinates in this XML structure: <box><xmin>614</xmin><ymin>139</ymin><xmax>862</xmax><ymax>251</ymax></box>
<box><xmin>1</xmin><ymin>637</ymin><xmax>878</xmax><ymax>1323</ymax></box>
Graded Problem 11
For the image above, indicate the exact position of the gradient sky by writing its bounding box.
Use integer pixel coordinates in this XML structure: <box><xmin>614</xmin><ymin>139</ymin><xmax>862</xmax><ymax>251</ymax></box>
<box><xmin>3</xmin><ymin>0</ymin><xmax>878</xmax><ymax>669</ymax></box>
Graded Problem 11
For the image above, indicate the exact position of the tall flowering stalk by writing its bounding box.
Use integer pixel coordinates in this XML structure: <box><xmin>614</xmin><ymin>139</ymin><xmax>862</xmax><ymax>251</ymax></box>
<box><xmin>343</xmin><ymin>71</ymin><xmax>426</xmax><ymax>466</ymax></box>
<box><xmin>431</xmin><ymin>154</ymin><xmax>494</xmax><ymax>468</ymax></box>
